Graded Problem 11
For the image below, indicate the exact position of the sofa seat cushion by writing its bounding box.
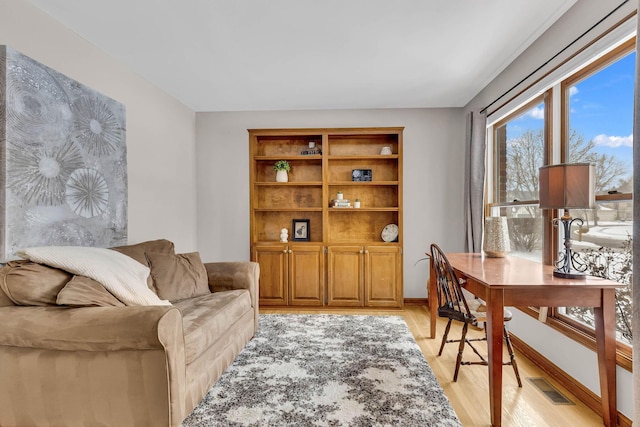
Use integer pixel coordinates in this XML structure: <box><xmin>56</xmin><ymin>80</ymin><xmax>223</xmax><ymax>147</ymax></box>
<box><xmin>173</xmin><ymin>289</ymin><xmax>252</xmax><ymax>364</ymax></box>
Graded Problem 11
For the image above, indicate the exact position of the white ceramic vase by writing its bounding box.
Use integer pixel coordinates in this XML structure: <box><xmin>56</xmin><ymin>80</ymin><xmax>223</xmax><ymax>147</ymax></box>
<box><xmin>483</xmin><ymin>216</ymin><xmax>510</xmax><ymax>258</ymax></box>
<box><xmin>276</xmin><ymin>170</ymin><xmax>288</xmax><ymax>183</ymax></box>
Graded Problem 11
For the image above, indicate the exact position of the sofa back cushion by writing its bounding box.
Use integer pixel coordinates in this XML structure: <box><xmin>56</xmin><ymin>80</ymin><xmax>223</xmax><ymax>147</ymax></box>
<box><xmin>57</xmin><ymin>275</ymin><xmax>125</xmax><ymax>307</ymax></box>
<box><xmin>17</xmin><ymin>246</ymin><xmax>170</xmax><ymax>306</ymax></box>
<box><xmin>145</xmin><ymin>251</ymin><xmax>210</xmax><ymax>301</ymax></box>
<box><xmin>111</xmin><ymin>239</ymin><xmax>175</xmax><ymax>292</ymax></box>
<box><xmin>0</xmin><ymin>260</ymin><xmax>72</xmax><ymax>306</ymax></box>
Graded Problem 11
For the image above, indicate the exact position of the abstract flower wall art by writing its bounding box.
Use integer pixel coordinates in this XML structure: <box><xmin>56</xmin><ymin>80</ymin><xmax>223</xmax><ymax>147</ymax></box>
<box><xmin>0</xmin><ymin>46</ymin><xmax>127</xmax><ymax>261</ymax></box>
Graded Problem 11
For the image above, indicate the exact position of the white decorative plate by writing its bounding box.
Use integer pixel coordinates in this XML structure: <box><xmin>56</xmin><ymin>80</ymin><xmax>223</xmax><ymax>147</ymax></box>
<box><xmin>381</xmin><ymin>223</ymin><xmax>399</xmax><ymax>242</ymax></box>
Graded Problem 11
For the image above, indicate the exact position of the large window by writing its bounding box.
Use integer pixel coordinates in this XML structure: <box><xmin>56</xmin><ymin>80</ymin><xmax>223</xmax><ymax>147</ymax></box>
<box><xmin>560</xmin><ymin>41</ymin><xmax>634</xmax><ymax>347</ymax></box>
<box><xmin>487</xmin><ymin>38</ymin><xmax>634</xmax><ymax>365</ymax></box>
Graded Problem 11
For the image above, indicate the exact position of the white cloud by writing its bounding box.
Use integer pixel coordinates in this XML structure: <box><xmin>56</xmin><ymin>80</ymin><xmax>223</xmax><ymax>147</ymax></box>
<box><xmin>527</xmin><ymin>106</ymin><xmax>544</xmax><ymax>119</ymax></box>
<box><xmin>593</xmin><ymin>133</ymin><xmax>633</xmax><ymax>148</ymax></box>
<box><xmin>569</xmin><ymin>86</ymin><xmax>579</xmax><ymax>96</ymax></box>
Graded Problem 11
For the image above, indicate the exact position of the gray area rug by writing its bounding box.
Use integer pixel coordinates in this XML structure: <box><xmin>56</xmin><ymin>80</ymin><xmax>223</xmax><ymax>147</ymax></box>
<box><xmin>182</xmin><ymin>314</ymin><xmax>461</xmax><ymax>426</ymax></box>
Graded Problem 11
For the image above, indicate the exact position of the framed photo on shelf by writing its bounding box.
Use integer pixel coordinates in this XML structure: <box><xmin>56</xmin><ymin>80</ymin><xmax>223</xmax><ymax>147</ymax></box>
<box><xmin>292</xmin><ymin>219</ymin><xmax>310</xmax><ymax>241</ymax></box>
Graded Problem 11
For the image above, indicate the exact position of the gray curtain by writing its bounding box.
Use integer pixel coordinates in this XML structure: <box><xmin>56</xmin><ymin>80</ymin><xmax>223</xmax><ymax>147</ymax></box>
<box><xmin>633</xmin><ymin>5</ymin><xmax>639</xmax><ymax>423</ymax></box>
<box><xmin>464</xmin><ymin>109</ymin><xmax>487</xmax><ymax>253</ymax></box>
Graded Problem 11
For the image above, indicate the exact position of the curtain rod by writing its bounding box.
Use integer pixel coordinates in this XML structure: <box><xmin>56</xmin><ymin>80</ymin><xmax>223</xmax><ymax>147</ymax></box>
<box><xmin>480</xmin><ymin>0</ymin><xmax>630</xmax><ymax>115</ymax></box>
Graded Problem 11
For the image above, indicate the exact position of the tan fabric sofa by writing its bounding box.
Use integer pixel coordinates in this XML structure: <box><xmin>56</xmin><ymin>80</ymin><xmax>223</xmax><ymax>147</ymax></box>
<box><xmin>0</xmin><ymin>239</ymin><xmax>259</xmax><ymax>427</ymax></box>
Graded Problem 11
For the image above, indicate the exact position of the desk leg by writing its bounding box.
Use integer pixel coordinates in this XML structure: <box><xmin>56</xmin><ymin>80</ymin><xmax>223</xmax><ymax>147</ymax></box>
<box><xmin>594</xmin><ymin>289</ymin><xmax>617</xmax><ymax>427</ymax></box>
<box><xmin>487</xmin><ymin>288</ymin><xmax>504</xmax><ymax>427</ymax></box>
<box><xmin>428</xmin><ymin>258</ymin><xmax>437</xmax><ymax>339</ymax></box>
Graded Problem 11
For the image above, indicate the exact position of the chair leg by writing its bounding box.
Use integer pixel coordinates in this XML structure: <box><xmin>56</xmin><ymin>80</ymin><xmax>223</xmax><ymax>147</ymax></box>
<box><xmin>503</xmin><ymin>325</ymin><xmax>522</xmax><ymax>387</ymax></box>
<box><xmin>438</xmin><ymin>319</ymin><xmax>453</xmax><ymax>356</ymax></box>
<box><xmin>453</xmin><ymin>322</ymin><xmax>469</xmax><ymax>382</ymax></box>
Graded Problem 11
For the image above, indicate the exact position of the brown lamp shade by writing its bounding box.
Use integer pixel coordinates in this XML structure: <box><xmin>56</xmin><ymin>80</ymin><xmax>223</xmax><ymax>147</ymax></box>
<box><xmin>538</xmin><ymin>163</ymin><xmax>595</xmax><ymax>209</ymax></box>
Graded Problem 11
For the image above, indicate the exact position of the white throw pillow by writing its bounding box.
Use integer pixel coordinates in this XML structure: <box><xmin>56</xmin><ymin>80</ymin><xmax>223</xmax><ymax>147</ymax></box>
<box><xmin>17</xmin><ymin>246</ymin><xmax>171</xmax><ymax>306</ymax></box>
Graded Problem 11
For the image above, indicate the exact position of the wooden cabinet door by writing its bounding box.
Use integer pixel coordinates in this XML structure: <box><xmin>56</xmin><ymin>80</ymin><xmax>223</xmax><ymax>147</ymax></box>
<box><xmin>365</xmin><ymin>246</ymin><xmax>402</xmax><ymax>307</ymax></box>
<box><xmin>288</xmin><ymin>244</ymin><xmax>325</xmax><ymax>306</ymax></box>
<box><xmin>327</xmin><ymin>246</ymin><xmax>364</xmax><ymax>306</ymax></box>
<box><xmin>253</xmin><ymin>244</ymin><xmax>288</xmax><ymax>306</ymax></box>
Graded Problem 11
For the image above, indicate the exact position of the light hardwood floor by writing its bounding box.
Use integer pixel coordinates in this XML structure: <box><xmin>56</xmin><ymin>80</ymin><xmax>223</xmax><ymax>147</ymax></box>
<box><xmin>261</xmin><ymin>305</ymin><xmax>604</xmax><ymax>427</ymax></box>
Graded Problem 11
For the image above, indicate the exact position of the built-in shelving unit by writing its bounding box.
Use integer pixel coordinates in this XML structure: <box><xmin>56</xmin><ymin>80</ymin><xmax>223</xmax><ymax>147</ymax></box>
<box><xmin>249</xmin><ymin>127</ymin><xmax>403</xmax><ymax>307</ymax></box>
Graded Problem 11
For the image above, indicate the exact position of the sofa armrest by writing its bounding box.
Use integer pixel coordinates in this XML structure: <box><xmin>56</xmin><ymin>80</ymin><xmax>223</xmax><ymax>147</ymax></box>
<box><xmin>204</xmin><ymin>261</ymin><xmax>259</xmax><ymax>331</ymax></box>
<box><xmin>0</xmin><ymin>305</ymin><xmax>182</xmax><ymax>352</ymax></box>
<box><xmin>0</xmin><ymin>305</ymin><xmax>187</xmax><ymax>426</ymax></box>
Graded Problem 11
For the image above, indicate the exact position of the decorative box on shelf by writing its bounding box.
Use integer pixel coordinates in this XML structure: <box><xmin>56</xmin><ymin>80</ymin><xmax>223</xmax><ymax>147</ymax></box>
<box><xmin>301</xmin><ymin>141</ymin><xmax>321</xmax><ymax>155</ymax></box>
<box><xmin>332</xmin><ymin>199</ymin><xmax>352</xmax><ymax>208</ymax></box>
<box><xmin>352</xmin><ymin>169</ymin><xmax>372</xmax><ymax>181</ymax></box>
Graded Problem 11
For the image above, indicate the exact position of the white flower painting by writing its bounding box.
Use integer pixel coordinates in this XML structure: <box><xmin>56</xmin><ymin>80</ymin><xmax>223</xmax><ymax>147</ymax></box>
<box><xmin>0</xmin><ymin>46</ymin><xmax>127</xmax><ymax>261</ymax></box>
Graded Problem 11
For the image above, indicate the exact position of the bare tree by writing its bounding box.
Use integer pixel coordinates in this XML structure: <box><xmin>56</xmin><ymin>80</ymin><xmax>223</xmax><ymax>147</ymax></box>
<box><xmin>617</xmin><ymin>176</ymin><xmax>633</xmax><ymax>193</ymax></box>
<box><xmin>505</xmin><ymin>129</ymin><xmax>544</xmax><ymax>202</ymax></box>
<box><xmin>506</xmin><ymin>129</ymin><xmax>628</xmax><ymax>199</ymax></box>
<box><xmin>567</xmin><ymin>129</ymin><xmax>629</xmax><ymax>193</ymax></box>
<box><xmin>504</xmin><ymin>129</ymin><xmax>545</xmax><ymax>252</ymax></box>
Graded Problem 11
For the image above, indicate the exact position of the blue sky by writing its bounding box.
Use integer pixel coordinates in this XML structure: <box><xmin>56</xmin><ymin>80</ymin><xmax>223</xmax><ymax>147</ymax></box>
<box><xmin>509</xmin><ymin>50</ymin><xmax>634</xmax><ymax>179</ymax></box>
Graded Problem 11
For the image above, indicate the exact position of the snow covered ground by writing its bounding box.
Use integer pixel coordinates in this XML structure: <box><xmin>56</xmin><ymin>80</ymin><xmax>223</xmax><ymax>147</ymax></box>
<box><xmin>572</xmin><ymin>221</ymin><xmax>632</xmax><ymax>251</ymax></box>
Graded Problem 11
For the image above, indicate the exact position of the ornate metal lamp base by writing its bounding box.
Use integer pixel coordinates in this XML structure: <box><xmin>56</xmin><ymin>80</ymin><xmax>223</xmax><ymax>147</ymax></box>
<box><xmin>553</xmin><ymin>213</ymin><xmax>588</xmax><ymax>280</ymax></box>
<box><xmin>553</xmin><ymin>269</ymin><xmax>587</xmax><ymax>280</ymax></box>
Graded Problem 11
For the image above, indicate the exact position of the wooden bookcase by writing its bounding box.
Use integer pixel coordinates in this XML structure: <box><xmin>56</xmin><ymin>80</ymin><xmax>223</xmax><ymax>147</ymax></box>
<box><xmin>249</xmin><ymin>127</ymin><xmax>403</xmax><ymax>307</ymax></box>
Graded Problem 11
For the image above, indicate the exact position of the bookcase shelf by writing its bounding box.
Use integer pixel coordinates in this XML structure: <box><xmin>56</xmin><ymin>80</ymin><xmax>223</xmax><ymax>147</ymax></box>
<box><xmin>249</xmin><ymin>127</ymin><xmax>403</xmax><ymax>308</ymax></box>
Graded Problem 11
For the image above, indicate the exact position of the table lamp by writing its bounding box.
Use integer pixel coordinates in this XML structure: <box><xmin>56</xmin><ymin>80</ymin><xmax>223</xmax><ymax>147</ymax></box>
<box><xmin>538</xmin><ymin>163</ymin><xmax>595</xmax><ymax>279</ymax></box>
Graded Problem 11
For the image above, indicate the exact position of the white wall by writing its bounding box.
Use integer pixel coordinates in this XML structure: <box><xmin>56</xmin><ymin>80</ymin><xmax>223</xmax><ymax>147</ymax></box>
<box><xmin>196</xmin><ymin>108</ymin><xmax>465</xmax><ymax>298</ymax></box>
<box><xmin>464</xmin><ymin>0</ymin><xmax>636</xmax><ymax>418</ymax></box>
<box><xmin>0</xmin><ymin>0</ymin><xmax>198</xmax><ymax>252</ymax></box>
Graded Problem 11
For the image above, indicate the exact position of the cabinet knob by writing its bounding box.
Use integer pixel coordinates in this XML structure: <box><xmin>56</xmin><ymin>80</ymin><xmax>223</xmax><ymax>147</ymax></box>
<box><xmin>359</xmin><ymin>249</ymin><xmax>364</xmax><ymax>254</ymax></box>
<box><xmin>365</xmin><ymin>250</ymin><xmax>369</xmax><ymax>254</ymax></box>
<box><xmin>283</xmin><ymin>249</ymin><xmax>287</xmax><ymax>253</ymax></box>
<box><xmin>288</xmin><ymin>250</ymin><xmax>293</xmax><ymax>253</ymax></box>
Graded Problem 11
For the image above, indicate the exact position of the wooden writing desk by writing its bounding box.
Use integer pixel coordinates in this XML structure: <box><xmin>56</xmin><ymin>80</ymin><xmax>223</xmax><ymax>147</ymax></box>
<box><xmin>428</xmin><ymin>252</ymin><xmax>622</xmax><ymax>427</ymax></box>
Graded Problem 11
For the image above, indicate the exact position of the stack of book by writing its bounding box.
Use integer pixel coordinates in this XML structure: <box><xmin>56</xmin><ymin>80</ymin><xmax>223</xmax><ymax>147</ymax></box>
<box><xmin>332</xmin><ymin>199</ymin><xmax>352</xmax><ymax>208</ymax></box>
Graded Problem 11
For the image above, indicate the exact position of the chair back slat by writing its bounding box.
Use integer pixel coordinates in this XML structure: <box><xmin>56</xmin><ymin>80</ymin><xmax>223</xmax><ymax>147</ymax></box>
<box><xmin>430</xmin><ymin>244</ymin><xmax>473</xmax><ymax>323</ymax></box>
